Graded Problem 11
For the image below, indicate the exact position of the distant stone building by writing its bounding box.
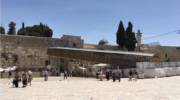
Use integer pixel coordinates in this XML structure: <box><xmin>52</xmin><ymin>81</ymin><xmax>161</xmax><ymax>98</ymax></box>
<box><xmin>135</xmin><ymin>29</ymin><xmax>180</xmax><ymax>61</ymax></box>
<box><xmin>142</xmin><ymin>46</ymin><xmax>180</xmax><ymax>62</ymax></box>
<box><xmin>60</xmin><ymin>35</ymin><xmax>84</xmax><ymax>48</ymax></box>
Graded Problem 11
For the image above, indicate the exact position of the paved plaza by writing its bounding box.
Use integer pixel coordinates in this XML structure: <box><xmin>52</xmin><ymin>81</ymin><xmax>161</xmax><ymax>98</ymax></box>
<box><xmin>1</xmin><ymin>76</ymin><xmax>180</xmax><ymax>100</ymax></box>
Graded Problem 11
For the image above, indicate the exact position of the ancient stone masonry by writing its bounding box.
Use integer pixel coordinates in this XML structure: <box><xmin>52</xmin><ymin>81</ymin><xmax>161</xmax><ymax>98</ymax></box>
<box><xmin>0</xmin><ymin>34</ymin><xmax>83</xmax><ymax>68</ymax></box>
<box><xmin>0</xmin><ymin>35</ymin><xmax>62</xmax><ymax>67</ymax></box>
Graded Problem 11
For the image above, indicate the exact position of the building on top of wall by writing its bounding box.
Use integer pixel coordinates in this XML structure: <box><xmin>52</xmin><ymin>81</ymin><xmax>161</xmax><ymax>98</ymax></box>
<box><xmin>60</xmin><ymin>35</ymin><xmax>84</xmax><ymax>48</ymax></box>
<box><xmin>142</xmin><ymin>46</ymin><xmax>180</xmax><ymax>62</ymax></box>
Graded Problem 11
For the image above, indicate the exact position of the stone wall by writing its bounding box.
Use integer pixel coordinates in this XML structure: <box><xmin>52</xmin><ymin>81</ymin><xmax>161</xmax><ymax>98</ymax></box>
<box><xmin>0</xmin><ymin>34</ymin><xmax>84</xmax><ymax>69</ymax></box>
<box><xmin>0</xmin><ymin>34</ymin><xmax>62</xmax><ymax>68</ymax></box>
<box><xmin>142</xmin><ymin>46</ymin><xmax>180</xmax><ymax>61</ymax></box>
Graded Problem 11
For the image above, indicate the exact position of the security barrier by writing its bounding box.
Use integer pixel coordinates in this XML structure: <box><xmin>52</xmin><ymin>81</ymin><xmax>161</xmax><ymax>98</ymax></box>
<box><xmin>136</xmin><ymin>62</ymin><xmax>180</xmax><ymax>78</ymax></box>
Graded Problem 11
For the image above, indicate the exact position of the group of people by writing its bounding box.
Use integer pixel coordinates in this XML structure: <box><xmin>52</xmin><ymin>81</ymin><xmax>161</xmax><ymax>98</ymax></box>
<box><xmin>128</xmin><ymin>69</ymin><xmax>138</xmax><ymax>81</ymax></box>
<box><xmin>8</xmin><ymin>68</ymin><xmax>138</xmax><ymax>87</ymax></box>
<box><xmin>42</xmin><ymin>70</ymin><xmax>70</xmax><ymax>81</ymax></box>
<box><xmin>97</xmin><ymin>69</ymin><xmax>138</xmax><ymax>82</ymax></box>
<box><xmin>105</xmin><ymin>69</ymin><xmax>123</xmax><ymax>82</ymax></box>
<box><xmin>12</xmin><ymin>70</ymin><xmax>33</xmax><ymax>88</ymax></box>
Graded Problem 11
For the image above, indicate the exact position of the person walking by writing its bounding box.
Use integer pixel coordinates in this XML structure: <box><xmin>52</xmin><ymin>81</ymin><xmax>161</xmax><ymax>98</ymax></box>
<box><xmin>7</xmin><ymin>71</ymin><xmax>13</xmax><ymax>86</ymax></box>
<box><xmin>121</xmin><ymin>69</ymin><xmax>124</xmax><ymax>78</ymax></box>
<box><xmin>8</xmin><ymin>71</ymin><xmax>12</xmax><ymax>79</ymax></box>
<box><xmin>44</xmin><ymin>70</ymin><xmax>48</xmax><ymax>81</ymax></box>
<box><xmin>13</xmin><ymin>71</ymin><xmax>20</xmax><ymax>88</ymax></box>
<box><xmin>96</xmin><ymin>71</ymin><xmax>99</xmax><ymax>79</ymax></box>
<box><xmin>28</xmin><ymin>70</ymin><xmax>33</xmax><ymax>86</ymax></box>
<box><xmin>117</xmin><ymin>69</ymin><xmax>122</xmax><ymax>82</ymax></box>
<box><xmin>22</xmin><ymin>71</ymin><xmax>28</xmax><ymax>88</ymax></box>
<box><xmin>64</xmin><ymin>70</ymin><xmax>68</xmax><ymax>79</ymax></box>
<box><xmin>133</xmin><ymin>70</ymin><xmax>138</xmax><ymax>81</ymax></box>
<box><xmin>99</xmin><ymin>70</ymin><xmax>103</xmax><ymax>81</ymax></box>
<box><xmin>106</xmin><ymin>70</ymin><xmax>110</xmax><ymax>81</ymax></box>
<box><xmin>129</xmin><ymin>70</ymin><xmax>133</xmax><ymax>81</ymax></box>
<box><xmin>69</xmin><ymin>70</ymin><xmax>73</xmax><ymax>77</ymax></box>
<box><xmin>112</xmin><ymin>71</ymin><xmax>116</xmax><ymax>82</ymax></box>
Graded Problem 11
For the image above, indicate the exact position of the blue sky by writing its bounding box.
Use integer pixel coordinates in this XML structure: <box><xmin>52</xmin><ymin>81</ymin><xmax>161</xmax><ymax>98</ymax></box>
<box><xmin>1</xmin><ymin>0</ymin><xmax>180</xmax><ymax>46</ymax></box>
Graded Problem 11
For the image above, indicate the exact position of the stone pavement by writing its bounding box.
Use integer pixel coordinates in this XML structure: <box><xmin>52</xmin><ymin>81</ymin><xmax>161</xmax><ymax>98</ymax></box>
<box><xmin>1</xmin><ymin>76</ymin><xmax>180</xmax><ymax>100</ymax></box>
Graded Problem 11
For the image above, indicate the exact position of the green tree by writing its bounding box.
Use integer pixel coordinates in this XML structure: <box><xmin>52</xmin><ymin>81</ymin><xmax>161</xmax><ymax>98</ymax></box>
<box><xmin>17</xmin><ymin>22</ymin><xmax>53</xmax><ymax>37</ymax></box>
<box><xmin>125</xmin><ymin>22</ymin><xmax>136</xmax><ymax>51</ymax></box>
<box><xmin>0</xmin><ymin>26</ymin><xmax>5</xmax><ymax>34</ymax></box>
<box><xmin>17</xmin><ymin>22</ymin><xmax>26</xmax><ymax>35</ymax></box>
<box><xmin>7</xmin><ymin>21</ymin><xmax>16</xmax><ymax>35</ymax></box>
<box><xmin>42</xmin><ymin>25</ymin><xmax>53</xmax><ymax>37</ymax></box>
<box><xmin>116</xmin><ymin>21</ymin><xmax>126</xmax><ymax>48</ymax></box>
<box><xmin>129</xmin><ymin>32</ymin><xmax>137</xmax><ymax>51</ymax></box>
<box><xmin>22</xmin><ymin>22</ymin><xmax>25</xmax><ymax>29</ymax></box>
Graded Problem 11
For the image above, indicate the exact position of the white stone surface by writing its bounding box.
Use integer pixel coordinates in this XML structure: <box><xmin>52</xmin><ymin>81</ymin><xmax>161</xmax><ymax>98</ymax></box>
<box><xmin>1</xmin><ymin>76</ymin><xmax>180</xmax><ymax>100</ymax></box>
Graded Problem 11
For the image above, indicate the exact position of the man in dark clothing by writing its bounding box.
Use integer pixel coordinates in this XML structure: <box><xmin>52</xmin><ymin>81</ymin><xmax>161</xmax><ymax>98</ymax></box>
<box><xmin>22</xmin><ymin>72</ymin><xmax>28</xmax><ymax>87</ymax></box>
<box><xmin>44</xmin><ymin>70</ymin><xmax>48</xmax><ymax>81</ymax></box>
<box><xmin>112</xmin><ymin>71</ymin><xmax>116</xmax><ymax>82</ymax></box>
<box><xmin>106</xmin><ymin>70</ymin><xmax>110</xmax><ymax>81</ymax></box>
<box><xmin>96</xmin><ymin>72</ymin><xmax>99</xmax><ymax>79</ymax></box>
<box><xmin>13</xmin><ymin>72</ymin><xmax>20</xmax><ymax>88</ymax></box>
<box><xmin>64</xmin><ymin>71</ymin><xmax>68</xmax><ymax>79</ymax></box>
<box><xmin>121</xmin><ymin>70</ymin><xmax>124</xmax><ymax>78</ymax></box>
<box><xmin>117</xmin><ymin>70</ymin><xmax>122</xmax><ymax>82</ymax></box>
<box><xmin>129</xmin><ymin>70</ymin><xmax>133</xmax><ymax>81</ymax></box>
<box><xmin>8</xmin><ymin>71</ymin><xmax>12</xmax><ymax>79</ymax></box>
